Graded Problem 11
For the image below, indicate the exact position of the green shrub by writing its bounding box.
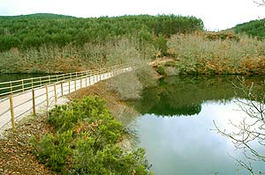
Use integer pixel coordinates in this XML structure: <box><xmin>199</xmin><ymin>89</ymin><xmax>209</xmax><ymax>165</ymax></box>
<box><xmin>156</xmin><ymin>66</ymin><xmax>165</xmax><ymax>75</ymax></box>
<box><xmin>155</xmin><ymin>34</ymin><xmax>168</xmax><ymax>56</ymax></box>
<box><xmin>30</xmin><ymin>131</ymin><xmax>73</xmax><ymax>172</ymax></box>
<box><xmin>30</xmin><ymin>96</ymin><xmax>152</xmax><ymax>174</ymax></box>
<box><xmin>72</xmin><ymin>142</ymin><xmax>151</xmax><ymax>175</ymax></box>
<box><xmin>48</xmin><ymin>96</ymin><xmax>111</xmax><ymax>133</ymax></box>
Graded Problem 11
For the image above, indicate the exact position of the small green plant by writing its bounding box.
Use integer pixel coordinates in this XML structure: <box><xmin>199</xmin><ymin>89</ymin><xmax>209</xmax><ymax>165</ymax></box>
<box><xmin>156</xmin><ymin>66</ymin><xmax>165</xmax><ymax>75</ymax></box>
<box><xmin>30</xmin><ymin>131</ymin><xmax>73</xmax><ymax>172</ymax></box>
<box><xmin>72</xmin><ymin>142</ymin><xmax>150</xmax><ymax>175</ymax></box>
<box><xmin>155</xmin><ymin>34</ymin><xmax>168</xmax><ymax>56</ymax></box>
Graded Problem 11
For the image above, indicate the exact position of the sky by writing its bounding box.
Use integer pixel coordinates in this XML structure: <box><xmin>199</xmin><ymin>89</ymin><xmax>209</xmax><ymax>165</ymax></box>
<box><xmin>0</xmin><ymin>0</ymin><xmax>265</xmax><ymax>31</ymax></box>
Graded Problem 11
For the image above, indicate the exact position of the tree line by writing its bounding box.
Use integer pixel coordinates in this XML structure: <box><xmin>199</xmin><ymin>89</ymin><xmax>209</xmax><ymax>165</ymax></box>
<box><xmin>233</xmin><ymin>18</ymin><xmax>265</xmax><ymax>39</ymax></box>
<box><xmin>0</xmin><ymin>13</ymin><xmax>204</xmax><ymax>52</ymax></box>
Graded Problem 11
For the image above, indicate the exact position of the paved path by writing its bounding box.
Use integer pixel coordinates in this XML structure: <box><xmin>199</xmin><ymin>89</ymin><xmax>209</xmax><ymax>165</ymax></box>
<box><xmin>0</xmin><ymin>68</ymin><xmax>130</xmax><ymax>136</ymax></box>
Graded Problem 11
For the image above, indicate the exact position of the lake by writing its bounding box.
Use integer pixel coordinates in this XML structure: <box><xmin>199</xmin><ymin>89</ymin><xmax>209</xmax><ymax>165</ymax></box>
<box><xmin>129</xmin><ymin>75</ymin><xmax>265</xmax><ymax>175</ymax></box>
<box><xmin>0</xmin><ymin>73</ymin><xmax>56</xmax><ymax>97</ymax></box>
<box><xmin>0</xmin><ymin>73</ymin><xmax>47</xmax><ymax>82</ymax></box>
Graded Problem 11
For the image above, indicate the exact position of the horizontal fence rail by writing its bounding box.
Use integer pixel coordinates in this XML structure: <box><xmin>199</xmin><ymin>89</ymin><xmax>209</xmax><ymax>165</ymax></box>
<box><xmin>0</xmin><ymin>64</ymin><xmax>131</xmax><ymax>134</ymax></box>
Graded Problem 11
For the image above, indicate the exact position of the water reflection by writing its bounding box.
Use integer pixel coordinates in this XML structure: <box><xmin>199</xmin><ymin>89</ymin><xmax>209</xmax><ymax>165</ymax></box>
<box><xmin>130</xmin><ymin>76</ymin><xmax>265</xmax><ymax>175</ymax></box>
<box><xmin>130</xmin><ymin>76</ymin><xmax>265</xmax><ymax>117</ymax></box>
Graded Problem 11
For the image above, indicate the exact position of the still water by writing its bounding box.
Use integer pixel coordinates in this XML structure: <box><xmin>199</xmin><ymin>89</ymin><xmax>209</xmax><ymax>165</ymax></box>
<box><xmin>130</xmin><ymin>76</ymin><xmax>265</xmax><ymax>175</ymax></box>
<box><xmin>0</xmin><ymin>73</ymin><xmax>55</xmax><ymax>97</ymax></box>
<box><xmin>0</xmin><ymin>73</ymin><xmax>46</xmax><ymax>82</ymax></box>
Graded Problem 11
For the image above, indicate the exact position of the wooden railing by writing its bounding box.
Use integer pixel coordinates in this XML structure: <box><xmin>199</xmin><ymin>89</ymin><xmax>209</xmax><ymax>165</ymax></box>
<box><xmin>0</xmin><ymin>64</ymin><xmax>131</xmax><ymax>133</ymax></box>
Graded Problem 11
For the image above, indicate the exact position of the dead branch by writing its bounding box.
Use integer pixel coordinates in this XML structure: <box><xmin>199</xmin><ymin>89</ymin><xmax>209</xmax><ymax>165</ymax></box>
<box><xmin>214</xmin><ymin>78</ymin><xmax>265</xmax><ymax>173</ymax></box>
<box><xmin>254</xmin><ymin>0</ymin><xmax>265</xmax><ymax>6</ymax></box>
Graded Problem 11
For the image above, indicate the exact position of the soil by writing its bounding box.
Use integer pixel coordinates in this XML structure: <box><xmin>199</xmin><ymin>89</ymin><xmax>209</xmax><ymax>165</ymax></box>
<box><xmin>0</xmin><ymin>114</ymin><xmax>57</xmax><ymax>175</ymax></box>
<box><xmin>0</xmin><ymin>80</ymin><xmax>120</xmax><ymax>175</ymax></box>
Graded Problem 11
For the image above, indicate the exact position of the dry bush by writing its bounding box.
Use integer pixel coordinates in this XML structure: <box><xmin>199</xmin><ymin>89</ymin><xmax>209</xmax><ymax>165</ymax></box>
<box><xmin>167</xmin><ymin>33</ymin><xmax>265</xmax><ymax>75</ymax></box>
<box><xmin>107</xmin><ymin>37</ymin><xmax>141</xmax><ymax>65</ymax></box>
<box><xmin>108</xmin><ymin>72</ymin><xmax>143</xmax><ymax>100</ymax></box>
<box><xmin>0</xmin><ymin>49</ymin><xmax>24</xmax><ymax>73</ymax></box>
<box><xmin>0</xmin><ymin>34</ymin><xmax>158</xmax><ymax>73</ymax></box>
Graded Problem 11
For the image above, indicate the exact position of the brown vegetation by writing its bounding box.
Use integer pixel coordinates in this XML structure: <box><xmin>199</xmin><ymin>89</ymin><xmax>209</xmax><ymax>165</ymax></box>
<box><xmin>167</xmin><ymin>32</ymin><xmax>265</xmax><ymax>75</ymax></box>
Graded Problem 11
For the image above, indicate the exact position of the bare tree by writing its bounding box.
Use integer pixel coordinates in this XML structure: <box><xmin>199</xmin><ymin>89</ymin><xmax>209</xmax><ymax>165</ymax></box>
<box><xmin>254</xmin><ymin>0</ymin><xmax>265</xmax><ymax>6</ymax></box>
<box><xmin>214</xmin><ymin>78</ymin><xmax>265</xmax><ymax>174</ymax></box>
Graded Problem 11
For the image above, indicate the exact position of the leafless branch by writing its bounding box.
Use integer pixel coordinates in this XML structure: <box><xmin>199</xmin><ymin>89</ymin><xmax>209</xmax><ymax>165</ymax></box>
<box><xmin>214</xmin><ymin>78</ymin><xmax>265</xmax><ymax>173</ymax></box>
<box><xmin>254</xmin><ymin>0</ymin><xmax>265</xmax><ymax>6</ymax></box>
<box><xmin>228</xmin><ymin>153</ymin><xmax>254</xmax><ymax>174</ymax></box>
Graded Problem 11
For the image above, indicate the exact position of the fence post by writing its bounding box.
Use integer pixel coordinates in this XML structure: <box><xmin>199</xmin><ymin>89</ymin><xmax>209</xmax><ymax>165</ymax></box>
<box><xmin>21</xmin><ymin>80</ymin><xmax>24</xmax><ymax>92</ymax></box>
<box><xmin>10</xmin><ymin>82</ymin><xmax>13</xmax><ymax>95</ymax></box>
<box><xmin>69</xmin><ymin>73</ymin><xmax>72</xmax><ymax>93</ymax></box>
<box><xmin>89</xmin><ymin>74</ymin><xmax>91</xmax><ymax>85</ymax></box>
<box><xmin>68</xmin><ymin>81</ymin><xmax>70</xmax><ymax>94</ymax></box>
<box><xmin>93</xmin><ymin>72</ymin><xmax>95</xmax><ymax>83</ymax></box>
<box><xmin>99</xmin><ymin>68</ymin><xmax>103</xmax><ymax>81</ymax></box>
<box><xmin>102</xmin><ymin>69</ymin><xmax>104</xmax><ymax>79</ymax></box>
<box><xmin>61</xmin><ymin>82</ymin><xmax>63</xmax><ymax>96</ymax></box>
<box><xmin>91</xmin><ymin>72</ymin><xmax>94</xmax><ymax>84</ymax></box>
<box><xmin>99</xmin><ymin>68</ymin><xmax>102</xmax><ymax>81</ymax></box>
<box><xmin>46</xmin><ymin>84</ymin><xmax>49</xmax><ymax>107</ymax></box>
<box><xmin>74</xmin><ymin>79</ymin><xmax>77</xmax><ymax>92</ymax></box>
<box><xmin>54</xmin><ymin>84</ymin><xmax>57</xmax><ymax>103</ymax></box>
<box><xmin>9</xmin><ymin>94</ymin><xmax>15</xmax><ymax>130</ymax></box>
<box><xmin>32</xmin><ymin>88</ymin><xmax>36</xmax><ymax>116</ymax></box>
<box><xmin>85</xmin><ymin>72</ymin><xmax>88</xmax><ymax>87</ymax></box>
<box><xmin>114</xmin><ymin>67</ymin><xmax>117</xmax><ymax>76</ymax></box>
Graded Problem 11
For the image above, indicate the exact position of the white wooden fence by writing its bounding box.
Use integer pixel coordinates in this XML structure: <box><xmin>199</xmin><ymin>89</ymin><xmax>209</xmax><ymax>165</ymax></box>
<box><xmin>0</xmin><ymin>64</ymin><xmax>130</xmax><ymax>134</ymax></box>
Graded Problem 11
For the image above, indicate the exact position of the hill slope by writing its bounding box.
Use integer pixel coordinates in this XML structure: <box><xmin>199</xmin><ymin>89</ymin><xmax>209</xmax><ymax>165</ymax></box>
<box><xmin>0</xmin><ymin>13</ymin><xmax>204</xmax><ymax>52</ymax></box>
<box><xmin>233</xmin><ymin>18</ymin><xmax>265</xmax><ymax>39</ymax></box>
<box><xmin>0</xmin><ymin>13</ymin><xmax>75</xmax><ymax>19</ymax></box>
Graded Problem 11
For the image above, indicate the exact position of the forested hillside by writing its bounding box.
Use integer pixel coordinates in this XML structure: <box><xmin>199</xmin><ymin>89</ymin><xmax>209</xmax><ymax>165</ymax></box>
<box><xmin>0</xmin><ymin>13</ymin><xmax>203</xmax><ymax>52</ymax></box>
<box><xmin>233</xmin><ymin>18</ymin><xmax>265</xmax><ymax>39</ymax></box>
<box><xmin>0</xmin><ymin>13</ymin><xmax>203</xmax><ymax>73</ymax></box>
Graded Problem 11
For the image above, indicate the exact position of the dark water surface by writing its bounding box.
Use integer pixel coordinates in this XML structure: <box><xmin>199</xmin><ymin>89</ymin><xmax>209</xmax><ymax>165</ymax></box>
<box><xmin>0</xmin><ymin>73</ymin><xmax>46</xmax><ymax>82</ymax></box>
<box><xmin>0</xmin><ymin>73</ymin><xmax>55</xmax><ymax>97</ymax></box>
<box><xmin>129</xmin><ymin>76</ymin><xmax>265</xmax><ymax>175</ymax></box>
